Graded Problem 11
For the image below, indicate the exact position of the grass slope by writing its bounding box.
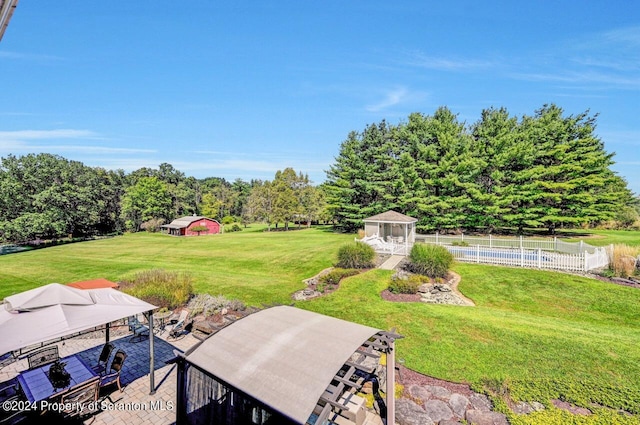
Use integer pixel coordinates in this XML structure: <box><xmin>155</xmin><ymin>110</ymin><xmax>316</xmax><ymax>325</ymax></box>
<box><xmin>1</xmin><ymin>227</ymin><xmax>639</xmax><ymax>423</ymax></box>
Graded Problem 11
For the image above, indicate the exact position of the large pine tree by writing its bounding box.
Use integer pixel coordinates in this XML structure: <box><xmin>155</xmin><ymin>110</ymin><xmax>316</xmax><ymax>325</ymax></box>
<box><xmin>325</xmin><ymin>105</ymin><xmax>632</xmax><ymax>233</ymax></box>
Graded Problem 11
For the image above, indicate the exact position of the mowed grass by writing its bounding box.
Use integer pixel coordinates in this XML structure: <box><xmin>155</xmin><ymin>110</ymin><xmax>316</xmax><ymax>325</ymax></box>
<box><xmin>299</xmin><ymin>265</ymin><xmax>640</xmax><ymax>422</ymax></box>
<box><xmin>562</xmin><ymin>228</ymin><xmax>640</xmax><ymax>246</ymax></box>
<box><xmin>1</xmin><ymin>227</ymin><xmax>639</xmax><ymax>422</ymax></box>
<box><xmin>0</xmin><ymin>226</ymin><xmax>353</xmax><ymax>304</ymax></box>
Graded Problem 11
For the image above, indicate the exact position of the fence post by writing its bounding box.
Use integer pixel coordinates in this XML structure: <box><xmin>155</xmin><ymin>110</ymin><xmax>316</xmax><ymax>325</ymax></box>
<box><xmin>579</xmin><ymin>240</ymin><xmax>584</xmax><ymax>254</ymax></box>
<box><xmin>476</xmin><ymin>244</ymin><xmax>480</xmax><ymax>263</ymax></box>
<box><xmin>436</xmin><ymin>232</ymin><xmax>439</xmax><ymax>245</ymax></box>
<box><xmin>583</xmin><ymin>251</ymin><xmax>588</xmax><ymax>272</ymax></box>
<box><xmin>461</xmin><ymin>232</ymin><xmax>464</xmax><ymax>243</ymax></box>
<box><xmin>519</xmin><ymin>235</ymin><xmax>523</xmax><ymax>249</ymax></box>
<box><xmin>537</xmin><ymin>248</ymin><xmax>542</xmax><ymax>269</ymax></box>
<box><xmin>520</xmin><ymin>247</ymin><xmax>524</xmax><ymax>267</ymax></box>
<box><xmin>489</xmin><ymin>234</ymin><xmax>492</xmax><ymax>248</ymax></box>
<box><xmin>554</xmin><ymin>237</ymin><xmax>557</xmax><ymax>251</ymax></box>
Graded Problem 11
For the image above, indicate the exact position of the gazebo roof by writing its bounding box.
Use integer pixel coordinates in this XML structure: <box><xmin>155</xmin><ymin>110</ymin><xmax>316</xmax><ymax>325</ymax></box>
<box><xmin>184</xmin><ymin>306</ymin><xmax>382</xmax><ymax>424</ymax></box>
<box><xmin>363</xmin><ymin>210</ymin><xmax>418</xmax><ymax>223</ymax></box>
<box><xmin>0</xmin><ymin>283</ymin><xmax>156</xmax><ymax>355</ymax></box>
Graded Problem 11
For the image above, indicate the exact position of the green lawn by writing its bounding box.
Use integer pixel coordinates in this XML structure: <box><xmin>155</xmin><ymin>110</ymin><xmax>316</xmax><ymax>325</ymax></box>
<box><xmin>1</xmin><ymin>227</ymin><xmax>639</xmax><ymax>423</ymax></box>
<box><xmin>562</xmin><ymin>228</ymin><xmax>640</xmax><ymax>246</ymax></box>
<box><xmin>0</xmin><ymin>225</ymin><xmax>353</xmax><ymax>304</ymax></box>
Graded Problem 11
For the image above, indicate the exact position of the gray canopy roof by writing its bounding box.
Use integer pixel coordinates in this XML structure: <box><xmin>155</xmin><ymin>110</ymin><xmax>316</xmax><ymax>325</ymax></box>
<box><xmin>184</xmin><ymin>306</ymin><xmax>380</xmax><ymax>424</ymax></box>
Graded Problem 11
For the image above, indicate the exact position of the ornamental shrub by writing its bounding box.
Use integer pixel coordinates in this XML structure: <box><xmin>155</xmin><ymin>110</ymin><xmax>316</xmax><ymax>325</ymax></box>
<box><xmin>319</xmin><ymin>268</ymin><xmax>359</xmax><ymax>285</ymax></box>
<box><xmin>336</xmin><ymin>242</ymin><xmax>376</xmax><ymax>269</ymax></box>
<box><xmin>119</xmin><ymin>269</ymin><xmax>194</xmax><ymax>309</ymax></box>
<box><xmin>388</xmin><ymin>276</ymin><xmax>421</xmax><ymax>294</ymax></box>
<box><xmin>409</xmin><ymin>244</ymin><xmax>453</xmax><ymax>278</ymax></box>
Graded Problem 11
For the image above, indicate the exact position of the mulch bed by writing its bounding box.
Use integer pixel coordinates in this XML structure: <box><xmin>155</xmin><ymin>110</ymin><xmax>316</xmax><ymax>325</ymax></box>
<box><xmin>398</xmin><ymin>365</ymin><xmax>475</xmax><ymax>396</ymax></box>
<box><xmin>380</xmin><ymin>289</ymin><xmax>421</xmax><ymax>303</ymax></box>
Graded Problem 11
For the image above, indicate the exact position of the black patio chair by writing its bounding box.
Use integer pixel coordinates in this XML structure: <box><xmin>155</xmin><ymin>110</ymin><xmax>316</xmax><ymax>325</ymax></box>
<box><xmin>60</xmin><ymin>377</ymin><xmax>100</xmax><ymax>417</ymax></box>
<box><xmin>99</xmin><ymin>350</ymin><xmax>127</xmax><ymax>393</ymax></box>
<box><xmin>128</xmin><ymin>315</ymin><xmax>149</xmax><ymax>343</ymax></box>
<box><xmin>0</xmin><ymin>380</ymin><xmax>27</xmax><ymax>425</ymax></box>
<box><xmin>26</xmin><ymin>346</ymin><xmax>59</xmax><ymax>370</ymax></box>
<box><xmin>92</xmin><ymin>342</ymin><xmax>114</xmax><ymax>375</ymax></box>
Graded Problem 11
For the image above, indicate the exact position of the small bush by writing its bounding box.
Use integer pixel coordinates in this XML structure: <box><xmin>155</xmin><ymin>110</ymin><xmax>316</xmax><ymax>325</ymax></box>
<box><xmin>451</xmin><ymin>240</ymin><xmax>469</xmax><ymax>247</ymax></box>
<box><xmin>228</xmin><ymin>224</ymin><xmax>242</xmax><ymax>232</ymax></box>
<box><xmin>221</xmin><ymin>215</ymin><xmax>236</xmax><ymax>225</ymax></box>
<box><xmin>319</xmin><ymin>268</ymin><xmax>359</xmax><ymax>285</ymax></box>
<box><xmin>610</xmin><ymin>244</ymin><xmax>640</xmax><ymax>278</ymax></box>
<box><xmin>140</xmin><ymin>218</ymin><xmax>165</xmax><ymax>233</ymax></box>
<box><xmin>388</xmin><ymin>275</ymin><xmax>422</xmax><ymax>294</ymax></box>
<box><xmin>336</xmin><ymin>242</ymin><xmax>376</xmax><ymax>269</ymax></box>
<box><xmin>409</xmin><ymin>244</ymin><xmax>454</xmax><ymax>278</ymax></box>
<box><xmin>119</xmin><ymin>269</ymin><xmax>194</xmax><ymax>309</ymax></box>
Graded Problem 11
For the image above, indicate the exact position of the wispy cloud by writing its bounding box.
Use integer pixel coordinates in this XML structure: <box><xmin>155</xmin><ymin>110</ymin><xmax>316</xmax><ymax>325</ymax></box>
<box><xmin>404</xmin><ymin>51</ymin><xmax>495</xmax><ymax>71</ymax></box>
<box><xmin>510</xmin><ymin>26</ymin><xmax>640</xmax><ymax>91</ymax></box>
<box><xmin>0</xmin><ymin>51</ymin><xmax>64</xmax><ymax>61</ymax></box>
<box><xmin>0</xmin><ymin>129</ymin><xmax>97</xmax><ymax>140</ymax></box>
<box><xmin>365</xmin><ymin>86</ymin><xmax>428</xmax><ymax>112</ymax></box>
<box><xmin>0</xmin><ymin>129</ymin><xmax>156</xmax><ymax>155</ymax></box>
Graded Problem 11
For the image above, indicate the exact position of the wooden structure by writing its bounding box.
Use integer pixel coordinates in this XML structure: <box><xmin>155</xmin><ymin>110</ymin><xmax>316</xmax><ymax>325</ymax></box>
<box><xmin>176</xmin><ymin>306</ymin><xmax>402</xmax><ymax>425</ymax></box>
<box><xmin>161</xmin><ymin>216</ymin><xmax>221</xmax><ymax>236</ymax></box>
<box><xmin>362</xmin><ymin>211</ymin><xmax>418</xmax><ymax>255</ymax></box>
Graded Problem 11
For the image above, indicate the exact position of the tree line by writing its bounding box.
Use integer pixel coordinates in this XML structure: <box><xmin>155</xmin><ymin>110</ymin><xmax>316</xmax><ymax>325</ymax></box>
<box><xmin>0</xmin><ymin>155</ymin><xmax>327</xmax><ymax>243</ymax></box>
<box><xmin>1</xmin><ymin>104</ymin><xmax>637</xmax><ymax>243</ymax></box>
<box><xmin>325</xmin><ymin>104</ymin><xmax>636</xmax><ymax>233</ymax></box>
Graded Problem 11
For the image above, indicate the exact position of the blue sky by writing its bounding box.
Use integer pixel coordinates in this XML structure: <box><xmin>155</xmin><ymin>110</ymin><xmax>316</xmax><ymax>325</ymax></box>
<box><xmin>1</xmin><ymin>1</ymin><xmax>638</xmax><ymax>193</ymax></box>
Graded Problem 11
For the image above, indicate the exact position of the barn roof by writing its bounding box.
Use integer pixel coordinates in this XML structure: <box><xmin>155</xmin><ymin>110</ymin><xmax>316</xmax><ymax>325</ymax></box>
<box><xmin>363</xmin><ymin>210</ymin><xmax>418</xmax><ymax>223</ymax></box>
<box><xmin>184</xmin><ymin>306</ymin><xmax>385</xmax><ymax>424</ymax></box>
<box><xmin>161</xmin><ymin>215</ymin><xmax>218</xmax><ymax>229</ymax></box>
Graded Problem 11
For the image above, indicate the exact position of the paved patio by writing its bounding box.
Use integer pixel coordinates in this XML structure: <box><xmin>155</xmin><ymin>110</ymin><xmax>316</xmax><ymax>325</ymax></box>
<box><xmin>1</xmin><ymin>327</ymin><xmax>200</xmax><ymax>425</ymax></box>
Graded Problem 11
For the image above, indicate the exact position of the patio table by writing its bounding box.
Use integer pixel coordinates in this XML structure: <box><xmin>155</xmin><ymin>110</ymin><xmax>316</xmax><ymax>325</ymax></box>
<box><xmin>17</xmin><ymin>354</ymin><xmax>98</xmax><ymax>403</ymax></box>
<box><xmin>152</xmin><ymin>310</ymin><xmax>173</xmax><ymax>334</ymax></box>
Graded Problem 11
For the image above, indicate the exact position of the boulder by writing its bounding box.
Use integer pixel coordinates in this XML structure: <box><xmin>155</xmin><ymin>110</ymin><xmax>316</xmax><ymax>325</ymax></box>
<box><xmin>418</xmin><ymin>284</ymin><xmax>430</xmax><ymax>293</ymax></box>
<box><xmin>465</xmin><ymin>409</ymin><xmax>508</xmax><ymax>425</ymax></box>
<box><xmin>395</xmin><ymin>399</ymin><xmax>435</xmax><ymax>425</ymax></box>
<box><xmin>423</xmin><ymin>399</ymin><xmax>454</xmax><ymax>423</ymax></box>
<box><xmin>407</xmin><ymin>385</ymin><xmax>431</xmax><ymax>401</ymax></box>
<box><xmin>449</xmin><ymin>393</ymin><xmax>470</xmax><ymax>417</ymax></box>
<box><xmin>468</xmin><ymin>393</ymin><xmax>493</xmax><ymax>412</ymax></box>
<box><xmin>425</xmin><ymin>385</ymin><xmax>452</xmax><ymax>399</ymax></box>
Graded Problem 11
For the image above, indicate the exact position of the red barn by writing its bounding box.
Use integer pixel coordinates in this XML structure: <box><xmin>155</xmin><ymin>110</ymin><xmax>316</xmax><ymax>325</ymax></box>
<box><xmin>161</xmin><ymin>216</ymin><xmax>221</xmax><ymax>236</ymax></box>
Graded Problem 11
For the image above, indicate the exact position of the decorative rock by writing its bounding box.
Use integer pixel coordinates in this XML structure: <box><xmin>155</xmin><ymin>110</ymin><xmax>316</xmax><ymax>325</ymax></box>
<box><xmin>449</xmin><ymin>393</ymin><xmax>470</xmax><ymax>417</ymax></box>
<box><xmin>425</xmin><ymin>385</ymin><xmax>452</xmax><ymax>399</ymax></box>
<box><xmin>530</xmin><ymin>401</ymin><xmax>546</xmax><ymax>412</ymax></box>
<box><xmin>468</xmin><ymin>393</ymin><xmax>493</xmax><ymax>412</ymax></box>
<box><xmin>408</xmin><ymin>384</ymin><xmax>431</xmax><ymax>401</ymax></box>
<box><xmin>395</xmin><ymin>399</ymin><xmax>435</xmax><ymax>425</ymax></box>
<box><xmin>465</xmin><ymin>409</ymin><xmax>508</xmax><ymax>425</ymax></box>
<box><xmin>418</xmin><ymin>284</ymin><xmax>430</xmax><ymax>293</ymax></box>
<box><xmin>513</xmin><ymin>401</ymin><xmax>534</xmax><ymax>414</ymax></box>
<box><xmin>552</xmin><ymin>399</ymin><xmax>592</xmax><ymax>415</ymax></box>
<box><xmin>423</xmin><ymin>399</ymin><xmax>454</xmax><ymax>423</ymax></box>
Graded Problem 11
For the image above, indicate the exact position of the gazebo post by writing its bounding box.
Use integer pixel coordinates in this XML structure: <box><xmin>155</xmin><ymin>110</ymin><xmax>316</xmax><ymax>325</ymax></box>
<box><xmin>148</xmin><ymin>310</ymin><xmax>156</xmax><ymax>395</ymax></box>
<box><xmin>105</xmin><ymin>322</ymin><xmax>110</xmax><ymax>344</ymax></box>
<box><xmin>386</xmin><ymin>338</ymin><xmax>396</xmax><ymax>425</ymax></box>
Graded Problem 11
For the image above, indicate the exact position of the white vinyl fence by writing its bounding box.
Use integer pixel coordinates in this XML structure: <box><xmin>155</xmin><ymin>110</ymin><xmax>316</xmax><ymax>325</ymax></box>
<box><xmin>416</xmin><ymin>233</ymin><xmax>611</xmax><ymax>272</ymax></box>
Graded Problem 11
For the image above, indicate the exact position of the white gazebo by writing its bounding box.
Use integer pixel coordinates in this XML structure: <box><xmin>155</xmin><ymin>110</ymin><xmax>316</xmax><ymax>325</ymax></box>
<box><xmin>361</xmin><ymin>210</ymin><xmax>418</xmax><ymax>255</ymax></box>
